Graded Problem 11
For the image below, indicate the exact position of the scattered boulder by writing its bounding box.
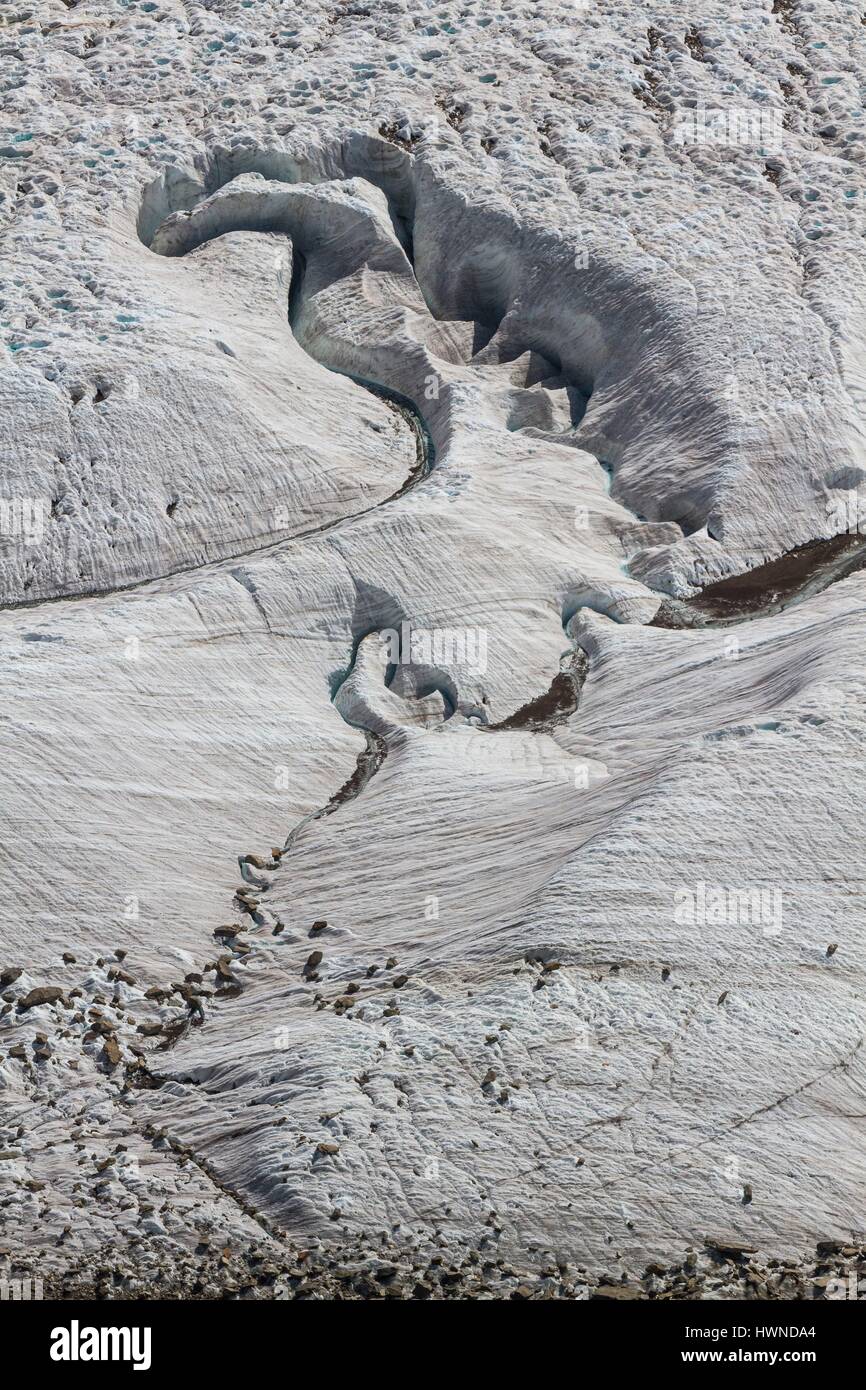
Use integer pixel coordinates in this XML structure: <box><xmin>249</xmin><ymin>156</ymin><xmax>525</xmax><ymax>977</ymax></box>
<box><xmin>705</xmin><ymin>1238</ymin><xmax>757</xmax><ymax>1260</ymax></box>
<box><xmin>18</xmin><ymin>986</ymin><xmax>64</xmax><ymax>1011</ymax></box>
<box><xmin>303</xmin><ymin>950</ymin><xmax>323</xmax><ymax>979</ymax></box>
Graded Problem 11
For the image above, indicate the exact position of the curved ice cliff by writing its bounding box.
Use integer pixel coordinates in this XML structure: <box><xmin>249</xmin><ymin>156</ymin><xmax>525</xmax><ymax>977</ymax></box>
<box><xmin>2</xmin><ymin>3</ymin><xmax>866</xmax><ymax>1293</ymax></box>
